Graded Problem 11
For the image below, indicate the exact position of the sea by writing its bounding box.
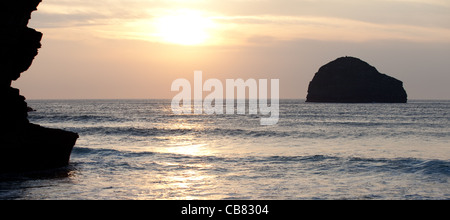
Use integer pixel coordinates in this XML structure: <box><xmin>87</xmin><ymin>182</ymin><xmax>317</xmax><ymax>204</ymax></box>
<box><xmin>0</xmin><ymin>99</ymin><xmax>449</xmax><ymax>200</ymax></box>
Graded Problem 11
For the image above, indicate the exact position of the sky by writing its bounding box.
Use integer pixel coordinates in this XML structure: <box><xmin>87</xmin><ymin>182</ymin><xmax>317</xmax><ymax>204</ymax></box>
<box><xmin>14</xmin><ymin>0</ymin><xmax>450</xmax><ymax>99</ymax></box>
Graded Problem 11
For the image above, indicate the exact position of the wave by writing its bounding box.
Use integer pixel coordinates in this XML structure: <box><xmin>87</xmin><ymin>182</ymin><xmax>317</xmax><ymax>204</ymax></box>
<box><xmin>72</xmin><ymin>147</ymin><xmax>156</xmax><ymax>158</ymax></box>
<box><xmin>63</xmin><ymin>125</ymin><xmax>448</xmax><ymax>141</ymax></box>
<box><xmin>72</xmin><ymin>147</ymin><xmax>124</xmax><ymax>156</ymax></box>
<box><xmin>64</xmin><ymin>126</ymin><xmax>294</xmax><ymax>138</ymax></box>
<box><xmin>71</xmin><ymin>147</ymin><xmax>450</xmax><ymax>177</ymax></box>
<box><xmin>219</xmin><ymin>155</ymin><xmax>450</xmax><ymax>177</ymax></box>
<box><xmin>30</xmin><ymin>114</ymin><xmax>130</xmax><ymax>123</ymax></box>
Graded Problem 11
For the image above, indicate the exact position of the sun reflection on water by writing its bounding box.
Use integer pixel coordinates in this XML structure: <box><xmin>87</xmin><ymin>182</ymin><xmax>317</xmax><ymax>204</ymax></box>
<box><xmin>154</xmin><ymin>118</ymin><xmax>219</xmax><ymax>157</ymax></box>
<box><xmin>165</xmin><ymin>143</ymin><xmax>211</xmax><ymax>156</ymax></box>
<box><xmin>147</xmin><ymin>119</ymin><xmax>223</xmax><ymax>199</ymax></box>
<box><xmin>150</xmin><ymin>161</ymin><xmax>221</xmax><ymax>200</ymax></box>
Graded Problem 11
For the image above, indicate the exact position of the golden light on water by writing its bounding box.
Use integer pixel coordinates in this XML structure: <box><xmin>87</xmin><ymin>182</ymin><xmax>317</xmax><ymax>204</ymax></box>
<box><xmin>166</xmin><ymin>142</ymin><xmax>211</xmax><ymax>156</ymax></box>
<box><xmin>153</xmin><ymin>119</ymin><xmax>217</xmax><ymax>157</ymax></box>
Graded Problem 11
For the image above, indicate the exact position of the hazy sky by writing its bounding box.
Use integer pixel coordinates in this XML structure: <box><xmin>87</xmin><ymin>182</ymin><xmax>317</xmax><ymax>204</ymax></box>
<box><xmin>15</xmin><ymin>0</ymin><xmax>450</xmax><ymax>99</ymax></box>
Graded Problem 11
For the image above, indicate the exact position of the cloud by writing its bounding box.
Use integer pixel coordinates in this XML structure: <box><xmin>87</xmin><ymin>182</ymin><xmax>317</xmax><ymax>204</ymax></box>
<box><xmin>213</xmin><ymin>15</ymin><xmax>450</xmax><ymax>43</ymax></box>
<box><xmin>30</xmin><ymin>0</ymin><xmax>450</xmax><ymax>44</ymax></box>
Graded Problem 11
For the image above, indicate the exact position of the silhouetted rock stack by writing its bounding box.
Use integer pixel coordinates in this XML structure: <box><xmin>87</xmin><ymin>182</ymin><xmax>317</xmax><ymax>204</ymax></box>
<box><xmin>306</xmin><ymin>57</ymin><xmax>407</xmax><ymax>103</ymax></box>
<box><xmin>0</xmin><ymin>0</ymin><xmax>78</xmax><ymax>172</ymax></box>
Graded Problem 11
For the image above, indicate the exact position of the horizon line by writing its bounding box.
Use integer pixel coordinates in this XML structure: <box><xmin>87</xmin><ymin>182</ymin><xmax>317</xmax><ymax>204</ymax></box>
<box><xmin>26</xmin><ymin>98</ymin><xmax>450</xmax><ymax>101</ymax></box>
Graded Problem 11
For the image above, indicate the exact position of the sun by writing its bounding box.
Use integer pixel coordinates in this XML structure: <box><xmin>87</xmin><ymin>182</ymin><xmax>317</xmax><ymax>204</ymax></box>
<box><xmin>155</xmin><ymin>11</ymin><xmax>215</xmax><ymax>45</ymax></box>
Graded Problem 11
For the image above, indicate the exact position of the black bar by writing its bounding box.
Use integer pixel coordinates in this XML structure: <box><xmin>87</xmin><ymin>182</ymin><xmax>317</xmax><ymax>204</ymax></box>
<box><xmin>1</xmin><ymin>200</ymin><xmax>445</xmax><ymax>219</ymax></box>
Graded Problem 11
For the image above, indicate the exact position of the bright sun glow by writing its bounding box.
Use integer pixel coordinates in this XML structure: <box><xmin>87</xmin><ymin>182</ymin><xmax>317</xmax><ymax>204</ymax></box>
<box><xmin>155</xmin><ymin>11</ymin><xmax>215</xmax><ymax>45</ymax></box>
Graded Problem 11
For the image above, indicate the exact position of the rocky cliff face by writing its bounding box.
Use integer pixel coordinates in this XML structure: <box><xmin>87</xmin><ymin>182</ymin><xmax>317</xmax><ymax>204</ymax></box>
<box><xmin>0</xmin><ymin>0</ymin><xmax>43</xmax><ymax>126</ymax></box>
<box><xmin>306</xmin><ymin>57</ymin><xmax>408</xmax><ymax>103</ymax></box>
<box><xmin>0</xmin><ymin>0</ymin><xmax>78</xmax><ymax>172</ymax></box>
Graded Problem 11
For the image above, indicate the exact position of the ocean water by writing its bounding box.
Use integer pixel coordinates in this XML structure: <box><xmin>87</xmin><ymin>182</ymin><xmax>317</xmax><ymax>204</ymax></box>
<box><xmin>0</xmin><ymin>99</ymin><xmax>449</xmax><ymax>200</ymax></box>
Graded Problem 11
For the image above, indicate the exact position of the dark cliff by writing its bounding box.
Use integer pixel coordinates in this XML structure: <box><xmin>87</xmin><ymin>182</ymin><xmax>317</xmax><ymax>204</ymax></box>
<box><xmin>306</xmin><ymin>57</ymin><xmax>407</xmax><ymax>103</ymax></box>
<box><xmin>0</xmin><ymin>0</ymin><xmax>78</xmax><ymax>172</ymax></box>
